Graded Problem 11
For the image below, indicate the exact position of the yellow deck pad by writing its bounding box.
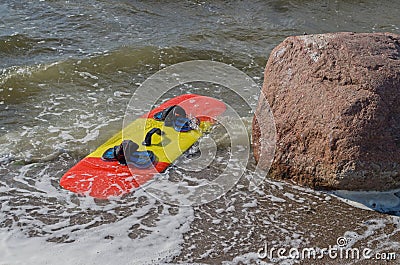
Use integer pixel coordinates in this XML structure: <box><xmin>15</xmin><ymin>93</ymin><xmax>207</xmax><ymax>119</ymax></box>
<box><xmin>88</xmin><ymin>118</ymin><xmax>211</xmax><ymax>163</ymax></box>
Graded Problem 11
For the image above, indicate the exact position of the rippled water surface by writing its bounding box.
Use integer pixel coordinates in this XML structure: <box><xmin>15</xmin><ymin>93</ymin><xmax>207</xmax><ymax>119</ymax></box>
<box><xmin>1</xmin><ymin>1</ymin><xmax>400</xmax><ymax>264</ymax></box>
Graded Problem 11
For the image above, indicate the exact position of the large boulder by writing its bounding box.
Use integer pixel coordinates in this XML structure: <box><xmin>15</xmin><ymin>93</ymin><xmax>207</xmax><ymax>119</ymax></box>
<box><xmin>253</xmin><ymin>32</ymin><xmax>400</xmax><ymax>191</ymax></box>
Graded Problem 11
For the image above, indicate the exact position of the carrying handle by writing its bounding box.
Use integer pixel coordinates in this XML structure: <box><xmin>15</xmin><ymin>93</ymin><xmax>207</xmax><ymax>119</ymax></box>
<box><xmin>142</xmin><ymin>128</ymin><xmax>164</xmax><ymax>146</ymax></box>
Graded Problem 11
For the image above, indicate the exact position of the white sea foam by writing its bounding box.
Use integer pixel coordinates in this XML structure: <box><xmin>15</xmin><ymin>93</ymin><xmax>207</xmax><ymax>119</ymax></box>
<box><xmin>331</xmin><ymin>189</ymin><xmax>400</xmax><ymax>213</ymax></box>
<box><xmin>0</xmin><ymin>189</ymin><xmax>195</xmax><ymax>265</ymax></box>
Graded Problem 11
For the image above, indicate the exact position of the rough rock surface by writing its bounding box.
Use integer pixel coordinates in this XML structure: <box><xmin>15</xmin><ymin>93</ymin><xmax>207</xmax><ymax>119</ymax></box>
<box><xmin>253</xmin><ymin>32</ymin><xmax>400</xmax><ymax>191</ymax></box>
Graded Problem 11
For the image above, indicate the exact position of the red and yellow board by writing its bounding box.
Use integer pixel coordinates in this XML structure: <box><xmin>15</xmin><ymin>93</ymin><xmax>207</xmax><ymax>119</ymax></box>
<box><xmin>60</xmin><ymin>94</ymin><xmax>226</xmax><ymax>199</ymax></box>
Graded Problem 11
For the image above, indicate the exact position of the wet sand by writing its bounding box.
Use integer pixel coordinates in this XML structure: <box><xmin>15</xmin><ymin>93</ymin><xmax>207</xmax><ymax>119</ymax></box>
<box><xmin>173</xmin><ymin>176</ymin><xmax>400</xmax><ymax>264</ymax></box>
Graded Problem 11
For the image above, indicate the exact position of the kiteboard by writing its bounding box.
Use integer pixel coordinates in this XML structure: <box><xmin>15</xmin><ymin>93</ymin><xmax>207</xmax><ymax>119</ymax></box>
<box><xmin>60</xmin><ymin>94</ymin><xmax>226</xmax><ymax>199</ymax></box>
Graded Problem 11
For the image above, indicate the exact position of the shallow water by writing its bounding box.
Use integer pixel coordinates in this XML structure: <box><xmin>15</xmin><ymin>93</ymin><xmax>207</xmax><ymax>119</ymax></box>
<box><xmin>1</xmin><ymin>1</ymin><xmax>400</xmax><ymax>264</ymax></box>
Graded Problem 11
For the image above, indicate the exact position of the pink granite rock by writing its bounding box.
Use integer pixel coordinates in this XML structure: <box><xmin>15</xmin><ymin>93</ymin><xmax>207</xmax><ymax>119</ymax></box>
<box><xmin>253</xmin><ymin>32</ymin><xmax>400</xmax><ymax>191</ymax></box>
